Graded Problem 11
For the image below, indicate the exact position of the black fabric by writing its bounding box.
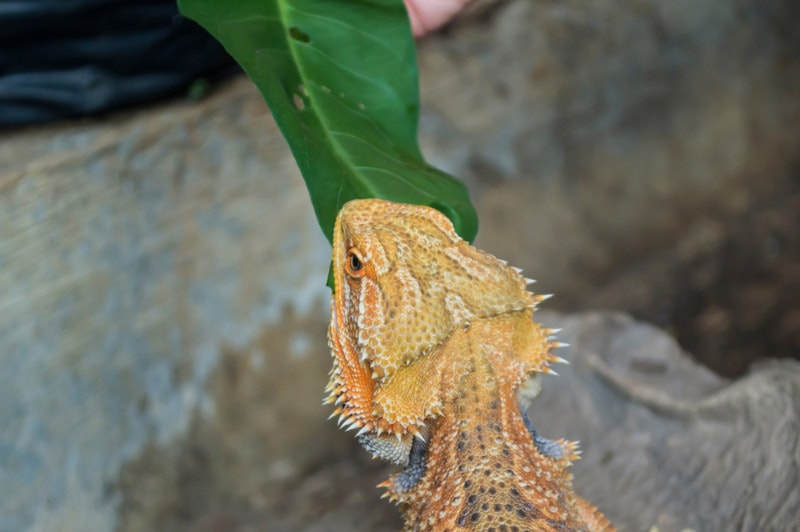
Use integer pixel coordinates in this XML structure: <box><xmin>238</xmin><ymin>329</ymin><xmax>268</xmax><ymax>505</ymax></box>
<box><xmin>0</xmin><ymin>0</ymin><xmax>237</xmax><ymax>126</ymax></box>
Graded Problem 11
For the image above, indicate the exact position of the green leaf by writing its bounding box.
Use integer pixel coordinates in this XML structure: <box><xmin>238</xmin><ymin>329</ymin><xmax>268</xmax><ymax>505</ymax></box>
<box><xmin>178</xmin><ymin>0</ymin><xmax>478</xmax><ymax>244</ymax></box>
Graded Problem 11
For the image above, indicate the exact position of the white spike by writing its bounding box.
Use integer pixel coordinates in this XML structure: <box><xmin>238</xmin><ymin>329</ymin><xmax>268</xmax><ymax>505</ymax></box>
<box><xmin>395</xmin><ymin>431</ymin><xmax>403</xmax><ymax>443</ymax></box>
<box><xmin>356</xmin><ymin>425</ymin><xmax>371</xmax><ymax>437</ymax></box>
<box><xmin>552</xmin><ymin>356</ymin><xmax>570</xmax><ymax>365</ymax></box>
<box><xmin>539</xmin><ymin>293</ymin><xmax>554</xmax><ymax>301</ymax></box>
<box><xmin>525</xmin><ymin>277</ymin><xmax>537</xmax><ymax>285</ymax></box>
<box><xmin>554</xmin><ymin>342</ymin><xmax>570</xmax><ymax>348</ymax></box>
<box><xmin>512</xmin><ymin>266</ymin><xmax>523</xmax><ymax>274</ymax></box>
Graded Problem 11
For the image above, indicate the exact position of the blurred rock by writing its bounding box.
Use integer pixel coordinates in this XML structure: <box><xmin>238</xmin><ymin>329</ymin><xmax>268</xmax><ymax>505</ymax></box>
<box><xmin>0</xmin><ymin>79</ymin><xmax>334</xmax><ymax>531</ymax></box>
<box><xmin>535</xmin><ymin>312</ymin><xmax>800</xmax><ymax>531</ymax></box>
<box><xmin>420</xmin><ymin>0</ymin><xmax>800</xmax><ymax>283</ymax></box>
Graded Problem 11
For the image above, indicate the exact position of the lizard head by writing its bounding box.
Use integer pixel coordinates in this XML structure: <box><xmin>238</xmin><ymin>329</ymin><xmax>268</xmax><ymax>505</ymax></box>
<box><xmin>326</xmin><ymin>199</ymin><xmax>542</xmax><ymax>459</ymax></box>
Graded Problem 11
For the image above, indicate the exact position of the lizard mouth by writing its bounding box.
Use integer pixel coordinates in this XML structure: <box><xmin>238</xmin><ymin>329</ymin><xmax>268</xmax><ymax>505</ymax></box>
<box><xmin>326</xmin><ymin>299</ymin><xmax>380</xmax><ymax>433</ymax></box>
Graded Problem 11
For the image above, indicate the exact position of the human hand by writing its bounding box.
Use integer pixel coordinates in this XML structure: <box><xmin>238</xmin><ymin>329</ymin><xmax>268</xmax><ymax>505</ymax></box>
<box><xmin>404</xmin><ymin>0</ymin><xmax>471</xmax><ymax>37</ymax></box>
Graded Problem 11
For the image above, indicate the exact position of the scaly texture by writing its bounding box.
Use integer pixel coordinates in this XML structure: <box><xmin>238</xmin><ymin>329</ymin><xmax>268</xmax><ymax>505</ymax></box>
<box><xmin>327</xmin><ymin>199</ymin><xmax>613</xmax><ymax>531</ymax></box>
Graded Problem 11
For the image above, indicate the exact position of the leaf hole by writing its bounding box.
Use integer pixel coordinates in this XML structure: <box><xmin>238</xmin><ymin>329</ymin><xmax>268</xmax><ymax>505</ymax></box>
<box><xmin>289</xmin><ymin>27</ymin><xmax>310</xmax><ymax>43</ymax></box>
<box><xmin>358</xmin><ymin>102</ymin><xmax>366</xmax><ymax>110</ymax></box>
<box><xmin>298</xmin><ymin>84</ymin><xmax>308</xmax><ymax>96</ymax></box>
<box><xmin>292</xmin><ymin>94</ymin><xmax>305</xmax><ymax>110</ymax></box>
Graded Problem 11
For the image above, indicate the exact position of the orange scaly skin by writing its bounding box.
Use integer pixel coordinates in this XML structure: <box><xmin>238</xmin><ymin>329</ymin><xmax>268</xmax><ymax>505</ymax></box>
<box><xmin>327</xmin><ymin>199</ymin><xmax>613</xmax><ymax>531</ymax></box>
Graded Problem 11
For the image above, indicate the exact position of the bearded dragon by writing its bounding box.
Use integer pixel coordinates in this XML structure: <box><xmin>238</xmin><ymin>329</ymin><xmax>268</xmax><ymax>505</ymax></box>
<box><xmin>326</xmin><ymin>199</ymin><xmax>613</xmax><ymax>531</ymax></box>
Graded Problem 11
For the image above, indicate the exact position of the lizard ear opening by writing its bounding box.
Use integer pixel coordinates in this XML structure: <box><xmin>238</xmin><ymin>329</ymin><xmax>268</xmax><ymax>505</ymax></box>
<box><xmin>346</xmin><ymin>248</ymin><xmax>366</xmax><ymax>278</ymax></box>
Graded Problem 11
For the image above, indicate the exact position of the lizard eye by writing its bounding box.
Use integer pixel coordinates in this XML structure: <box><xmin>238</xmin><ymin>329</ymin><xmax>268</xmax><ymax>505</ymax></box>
<box><xmin>345</xmin><ymin>249</ymin><xmax>365</xmax><ymax>277</ymax></box>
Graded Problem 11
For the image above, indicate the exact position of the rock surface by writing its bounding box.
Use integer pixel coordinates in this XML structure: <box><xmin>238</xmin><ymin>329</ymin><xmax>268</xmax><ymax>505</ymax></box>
<box><xmin>1</xmin><ymin>0</ymin><xmax>798</xmax><ymax>531</ymax></box>
<box><xmin>1</xmin><ymin>81</ymin><xmax>334</xmax><ymax>532</ymax></box>
<box><xmin>536</xmin><ymin>313</ymin><xmax>800</xmax><ymax>532</ymax></box>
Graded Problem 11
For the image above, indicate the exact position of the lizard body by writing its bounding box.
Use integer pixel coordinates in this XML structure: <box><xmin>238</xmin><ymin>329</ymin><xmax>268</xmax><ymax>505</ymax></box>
<box><xmin>327</xmin><ymin>199</ymin><xmax>613</xmax><ymax>531</ymax></box>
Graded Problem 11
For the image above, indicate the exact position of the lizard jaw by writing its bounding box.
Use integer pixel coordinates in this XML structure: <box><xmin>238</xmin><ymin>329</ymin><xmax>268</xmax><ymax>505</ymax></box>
<box><xmin>327</xmin><ymin>299</ymin><xmax>417</xmax><ymax>438</ymax></box>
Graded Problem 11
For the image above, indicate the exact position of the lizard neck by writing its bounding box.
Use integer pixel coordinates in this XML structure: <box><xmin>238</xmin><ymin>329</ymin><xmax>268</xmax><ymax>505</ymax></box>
<box><xmin>388</xmin><ymin>313</ymin><xmax>589</xmax><ymax>531</ymax></box>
